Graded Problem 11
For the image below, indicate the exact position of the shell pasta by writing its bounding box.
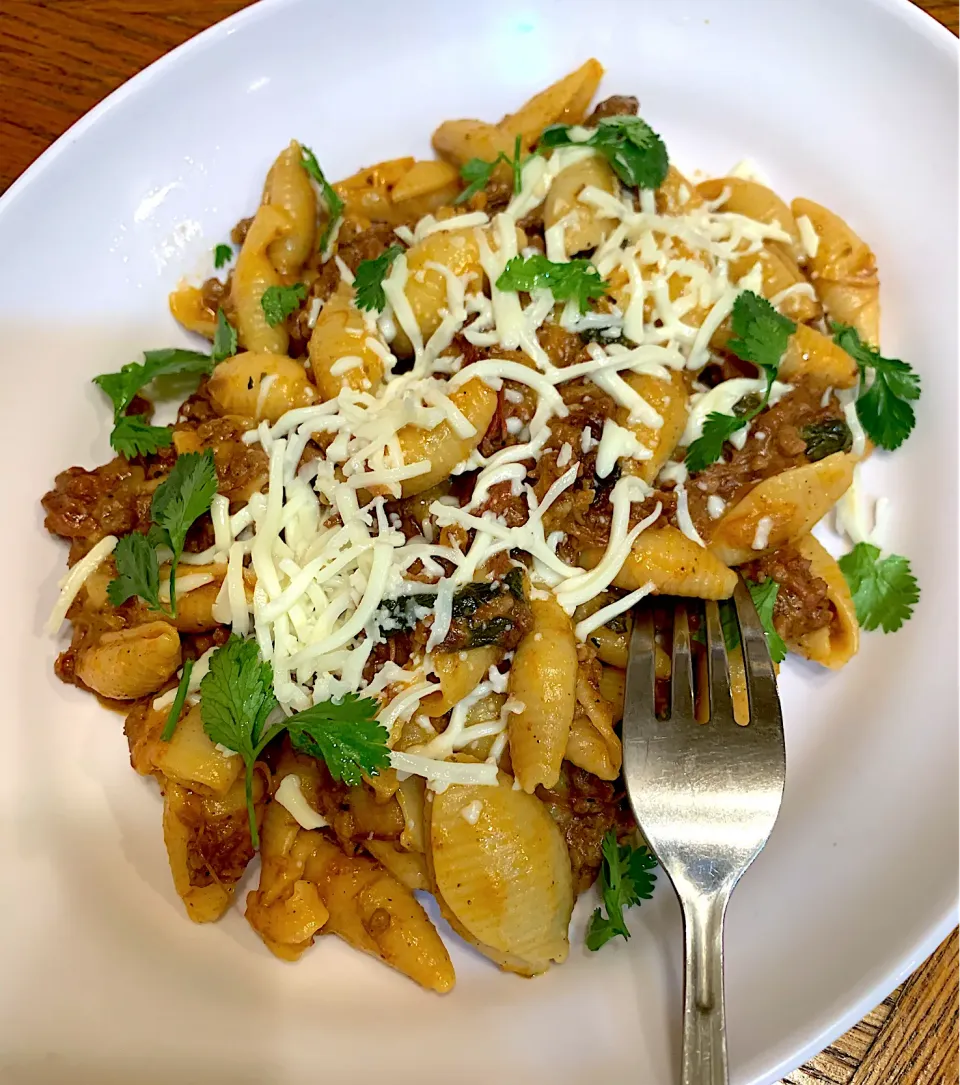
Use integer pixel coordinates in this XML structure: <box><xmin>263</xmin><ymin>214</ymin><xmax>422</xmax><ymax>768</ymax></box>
<box><xmin>42</xmin><ymin>60</ymin><xmax>920</xmax><ymax>990</ymax></box>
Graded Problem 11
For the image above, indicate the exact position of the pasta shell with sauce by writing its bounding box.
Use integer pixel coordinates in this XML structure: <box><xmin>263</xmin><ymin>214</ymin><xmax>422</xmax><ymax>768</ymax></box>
<box><xmin>544</xmin><ymin>156</ymin><xmax>619</xmax><ymax>257</ymax></box>
<box><xmin>303</xmin><ymin>835</ymin><xmax>455</xmax><ymax>993</ymax></box>
<box><xmin>308</xmin><ymin>282</ymin><xmax>387</xmax><ymax>401</ymax></box>
<box><xmin>427</xmin><ymin>775</ymin><xmax>574</xmax><ymax>975</ymax></box>
<box><xmin>581</xmin><ymin>524</ymin><xmax>738</xmax><ymax>600</ymax></box>
<box><xmin>263</xmin><ymin>139</ymin><xmax>317</xmax><ymax>277</ymax></box>
<box><xmin>791</xmin><ymin>198</ymin><xmax>880</xmax><ymax>345</ymax></box>
<box><xmin>75</xmin><ymin>621</ymin><xmax>181</xmax><ymax>700</ymax></box>
<box><xmin>508</xmin><ymin>592</ymin><xmax>578</xmax><ymax>793</ymax></box>
<box><xmin>709</xmin><ymin>452</ymin><xmax>855</xmax><ymax>566</ymax></box>
<box><xmin>788</xmin><ymin>534</ymin><xmax>860</xmax><ymax>669</ymax></box>
<box><xmin>230</xmin><ymin>202</ymin><xmax>294</xmax><ymax>355</ymax></box>
<box><xmin>207</xmin><ymin>351</ymin><xmax>316</xmax><ymax>424</ymax></box>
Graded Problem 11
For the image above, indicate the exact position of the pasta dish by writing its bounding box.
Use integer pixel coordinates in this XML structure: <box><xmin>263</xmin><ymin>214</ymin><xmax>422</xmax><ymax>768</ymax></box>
<box><xmin>42</xmin><ymin>60</ymin><xmax>920</xmax><ymax>991</ymax></box>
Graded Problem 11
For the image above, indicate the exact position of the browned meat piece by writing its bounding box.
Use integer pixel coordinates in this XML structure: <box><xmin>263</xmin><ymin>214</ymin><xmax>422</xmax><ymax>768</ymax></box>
<box><xmin>740</xmin><ymin>545</ymin><xmax>834</xmax><ymax>642</ymax></box>
<box><xmin>584</xmin><ymin>95</ymin><xmax>639</xmax><ymax>124</ymax></box>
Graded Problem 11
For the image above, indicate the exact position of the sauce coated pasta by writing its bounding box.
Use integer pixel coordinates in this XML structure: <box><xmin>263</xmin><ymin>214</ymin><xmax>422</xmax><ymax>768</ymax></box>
<box><xmin>42</xmin><ymin>61</ymin><xmax>920</xmax><ymax>989</ymax></box>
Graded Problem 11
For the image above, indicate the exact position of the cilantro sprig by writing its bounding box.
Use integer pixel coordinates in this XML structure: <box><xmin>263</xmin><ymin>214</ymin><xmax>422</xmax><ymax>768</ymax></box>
<box><xmin>455</xmin><ymin>134</ymin><xmax>534</xmax><ymax>205</ymax></box>
<box><xmin>586</xmin><ymin>831</ymin><xmax>657</xmax><ymax>950</ymax></box>
<box><xmin>211</xmin><ymin>307</ymin><xmax>237</xmax><ymax>362</ymax></box>
<box><xmin>107</xmin><ymin>449</ymin><xmax>218</xmax><ymax>617</ymax></box>
<box><xmin>540</xmin><ymin>115</ymin><xmax>669</xmax><ymax>190</ymax></box>
<box><xmin>353</xmin><ymin>245</ymin><xmax>404</xmax><ymax>312</ymax></box>
<box><xmin>197</xmin><ymin>636</ymin><xmax>387</xmax><ymax>847</ymax></box>
<box><xmin>213</xmin><ymin>243</ymin><xmax>233</xmax><ymax>269</ymax></box>
<box><xmin>162</xmin><ymin>658</ymin><xmax>195</xmax><ymax>743</ymax></box>
<box><xmin>94</xmin><ymin>347</ymin><xmax>214</xmax><ymax>458</ymax></box>
<box><xmin>684</xmin><ymin>291</ymin><xmax>796</xmax><ymax>474</ymax></box>
<box><xmin>838</xmin><ymin>542</ymin><xmax>919</xmax><ymax>633</ymax></box>
<box><xmin>261</xmin><ymin>283</ymin><xmax>307</xmax><ymax>327</ymax></box>
<box><xmin>832</xmin><ymin>324</ymin><xmax>921</xmax><ymax>451</ymax></box>
<box><xmin>744</xmin><ymin>579</ymin><xmax>788</xmax><ymax>663</ymax></box>
<box><xmin>300</xmin><ymin>145</ymin><xmax>344</xmax><ymax>253</ymax></box>
<box><xmin>496</xmin><ymin>253</ymin><xmax>608</xmax><ymax>313</ymax></box>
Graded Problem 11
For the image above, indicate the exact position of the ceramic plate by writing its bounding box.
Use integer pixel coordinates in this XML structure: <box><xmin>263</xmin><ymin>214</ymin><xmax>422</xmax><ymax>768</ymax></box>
<box><xmin>0</xmin><ymin>1</ymin><xmax>955</xmax><ymax>1082</ymax></box>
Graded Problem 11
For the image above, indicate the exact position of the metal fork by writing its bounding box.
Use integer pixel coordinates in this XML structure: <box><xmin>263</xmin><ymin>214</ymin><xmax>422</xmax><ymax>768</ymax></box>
<box><xmin>622</xmin><ymin>578</ymin><xmax>786</xmax><ymax>1085</ymax></box>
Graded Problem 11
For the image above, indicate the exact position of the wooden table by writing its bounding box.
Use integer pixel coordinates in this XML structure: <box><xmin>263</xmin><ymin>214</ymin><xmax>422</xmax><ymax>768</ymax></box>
<box><xmin>1</xmin><ymin>2</ymin><xmax>956</xmax><ymax>1081</ymax></box>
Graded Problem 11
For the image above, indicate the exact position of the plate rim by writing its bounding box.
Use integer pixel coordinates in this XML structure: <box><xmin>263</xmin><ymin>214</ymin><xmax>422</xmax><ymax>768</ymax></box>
<box><xmin>1</xmin><ymin>1</ymin><xmax>956</xmax><ymax>1082</ymax></box>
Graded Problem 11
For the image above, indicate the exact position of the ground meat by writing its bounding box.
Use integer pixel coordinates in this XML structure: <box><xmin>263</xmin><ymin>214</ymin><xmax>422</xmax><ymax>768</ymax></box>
<box><xmin>173</xmin><ymin>415</ymin><xmax>269</xmax><ymax>507</ymax></box>
<box><xmin>538</xmin><ymin>764</ymin><xmax>634</xmax><ymax>894</ymax></box>
<box><xmin>685</xmin><ymin>378</ymin><xmax>847</xmax><ymax>541</ymax></box>
<box><xmin>230</xmin><ymin>216</ymin><xmax>253</xmax><ymax>247</ymax></box>
<box><xmin>437</xmin><ymin>573</ymin><xmax>534</xmax><ymax>653</ymax></box>
<box><xmin>538</xmin><ymin>323</ymin><xmax>591</xmax><ymax>369</ymax></box>
<box><xmin>740</xmin><ymin>545</ymin><xmax>834</xmax><ymax>643</ymax></box>
<box><xmin>174</xmin><ymin>784</ymin><xmax>257</xmax><ymax>889</ymax></box>
<box><xmin>584</xmin><ymin>95</ymin><xmax>640</xmax><ymax>124</ymax></box>
<box><xmin>477</xmin><ymin>379</ymin><xmax>538</xmax><ymax>458</ymax></box>
<box><xmin>199</xmin><ymin>275</ymin><xmax>233</xmax><ymax>327</ymax></box>
<box><xmin>42</xmin><ymin>459</ymin><xmax>153</xmax><ymax>562</ymax></box>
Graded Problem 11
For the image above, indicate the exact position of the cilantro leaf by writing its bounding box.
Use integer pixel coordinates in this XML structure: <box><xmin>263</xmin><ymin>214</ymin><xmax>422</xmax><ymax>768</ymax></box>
<box><xmin>150</xmin><ymin>449</ymin><xmax>218</xmax><ymax>614</ymax></box>
<box><xmin>838</xmin><ymin>542</ymin><xmax>919</xmax><ymax>633</ymax></box>
<box><xmin>684</xmin><ymin>412</ymin><xmax>747</xmax><ymax>475</ymax></box>
<box><xmin>540</xmin><ymin>115</ymin><xmax>669</xmax><ymax>190</ymax></box>
<box><xmin>286</xmin><ymin>694</ymin><xmax>389</xmax><ymax>785</ymax></box>
<box><xmin>745</xmin><ymin>579</ymin><xmax>788</xmax><ymax>663</ymax></box>
<box><xmin>456</xmin><ymin>157</ymin><xmax>500</xmax><ymax>205</ymax></box>
<box><xmin>261</xmin><ymin>283</ymin><xmax>307</xmax><ymax>327</ymax></box>
<box><xmin>211</xmin><ymin>307</ymin><xmax>237</xmax><ymax>363</ymax></box>
<box><xmin>727</xmin><ymin>290</ymin><xmax>796</xmax><ymax>373</ymax></box>
<box><xmin>496</xmin><ymin>254</ymin><xmax>608</xmax><ymax>312</ymax></box>
<box><xmin>455</xmin><ymin>135</ymin><xmax>532</xmax><ymax>205</ymax></box>
<box><xmin>161</xmin><ymin>658</ymin><xmax>194</xmax><ymax>743</ymax></box>
<box><xmin>300</xmin><ymin>145</ymin><xmax>344</xmax><ymax>253</ymax></box>
<box><xmin>353</xmin><ymin>245</ymin><xmax>404</xmax><ymax>312</ymax></box>
<box><xmin>213</xmin><ymin>243</ymin><xmax>232</xmax><ymax>269</ymax></box>
<box><xmin>110</xmin><ymin>414</ymin><xmax>173</xmax><ymax>458</ymax></box>
<box><xmin>94</xmin><ymin>348</ymin><xmax>213</xmax><ymax>420</ymax></box>
<box><xmin>200</xmin><ymin>636</ymin><xmax>280</xmax><ymax>849</ymax></box>
<box><xmin>684</xmin><ymin>290</ymin><xmax>796</xmax><ymax>473</ymax></box>
<box><xmin>585</xmin><ymin>831</ymin><xmax>657</xmax><ymax>950</ymax></box>
<box><xmin>832</xmin><ymin>323</ymin><xmax>921</xmax><ymax>451</ymax></box>
<box><xmin>107</xmin><ymin>532</ymin><xmax>161</xmax><ymax>610</ymax></box>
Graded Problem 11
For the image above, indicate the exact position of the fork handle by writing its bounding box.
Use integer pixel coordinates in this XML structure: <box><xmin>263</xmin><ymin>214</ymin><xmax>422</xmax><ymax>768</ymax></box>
<box><xmin>680</xmin><ymin>892</ymin><xmax>730</xmax><ymax>1085</ymax></box>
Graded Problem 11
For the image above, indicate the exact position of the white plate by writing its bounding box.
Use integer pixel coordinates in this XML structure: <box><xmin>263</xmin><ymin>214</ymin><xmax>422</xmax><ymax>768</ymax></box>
<box><xmin>0</xmin><ymin>1</ymin><xmax>955</xmax><ymax>1082</ymax></box>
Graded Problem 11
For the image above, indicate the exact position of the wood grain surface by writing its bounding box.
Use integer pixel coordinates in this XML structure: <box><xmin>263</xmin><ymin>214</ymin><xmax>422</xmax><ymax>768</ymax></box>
<box><xmin>0</xmin><ymin>2</ymin><xmax>956</xmax><ymax>1082</ymax></box>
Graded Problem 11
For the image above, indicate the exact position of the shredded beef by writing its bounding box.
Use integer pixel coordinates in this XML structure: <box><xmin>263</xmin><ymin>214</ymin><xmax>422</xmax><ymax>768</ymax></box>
<box><xmin>740</xmin><ymin>545</ymin><xmax>834</xmax><ymax>642</ymax></box>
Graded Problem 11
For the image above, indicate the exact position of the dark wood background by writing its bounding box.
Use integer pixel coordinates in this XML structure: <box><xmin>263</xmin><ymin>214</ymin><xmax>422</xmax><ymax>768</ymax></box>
<box><xmin>0</xmin><ymin>2</ymin><xmax>956</xmax><ymax>1082</ymax></box>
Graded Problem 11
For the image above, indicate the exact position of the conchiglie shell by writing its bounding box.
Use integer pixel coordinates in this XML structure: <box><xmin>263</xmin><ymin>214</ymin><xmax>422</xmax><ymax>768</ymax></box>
<box><xmin>618</xmin><ymin>370</ymin><xmax>689</xmax><ymax>484</ymax></box>
<box><xmin>508</xmin><ymin>593</ymin><xmax>578</xmax><ymax>793</ymax></box>
<box><xmin>76</xmin><ymin>621</ymin><xmax>181</xmax><ymax>700</ymax></box>
<box><xmin>581</xmin><ymin>524</ymin><xmax>738</xmax><ymax>599</ymax></box>
<box><xmin>709</xmin><ymin>452</ymin><xmax>855</xmax><ymax>566</ymax></box>
<box><xmin>544</xmin><ymin>156</ymin><xmax>619</xmax><ymax>257</ymax></box>
<box><xmin>308</xmin><ymin>283</ymin><xmax>386</xmax><ymax>401</ymax></box>
<box><xmin>427</xmin><ymin>776</ymin><xmax>573</xmax><ymax>974</ymax></box>
<box><xmin>420</xmin><ymin>645</ymin><xmax>501</xmax><ymax>718</ymax></box>
<box><xmin>392</xmin><ymin>378</ymin><xmax>499</xmax><ymax>498</ymax></box>
<box><xmin>499</xmin><ymin>59</ymin><xmax>604</xmax><ymax>148</ymax></box>
<box><xmin>304</xmin><ymin>835</ymin><xmax>455</xmax><ymax>993</ymax></box>
<box><xmin>364</xmin><ymin>840</ymin><xmax>430</xmax><ymax>891</ymax></box>
<box><xmin>656</xmin><ymin>166</ymin><xmax>705</xmax><ymax>215</ymax></box>
<box><xmin>345</xmin><ymin>785</ymin><xmax>404</xmax><ymax>839</ymax></box>
<box><xmin>565</xmin><ymin>709</ymin><xmax>620</xmax><ymax>780</ymax></box>
<box><xmin>431</xmin><ymin>120</ymin><xmax>515</xmax><ymax>169</ymax></box>
<box><xmin>697</xmin><ymin>177</ymin><xmax>801</xmax><ymax>258</ymax></box>
<box><xmin>333</xmin><ymin>156</ymin><xmax>416</xmax><ymax>224</ymax></box>
<box><xmin>730</xmin><ymin>244</ymin><xmax>821</xmax><ymax>324</ymax></box>
<box><xmin>392</xmin><ymin>229</ymin><xmax>485</xmax><ymax>356</ymax></box>
<box><xmin>207</xmin><ymin>352</ymin><xmax>316</xmax><ymax>423</ymax></box>
<box><xmin>778</xmin><ymin>324</ymin><xmax>859</xmax><ymax>389</ymax></box>
<box><xmin>163</xmin><ymin>775</ymin><xmax>259</xmax><ymax>924</ymax></box>
<box><xmin>152</xmin><ymin>703</ymin><xmax>242</xmax><ymax>797</ymax></box>
<box><xmin>397</xmin><ymin>775</ymin><xmax>427</xmax><ymax>854</ymax></box>
<box><xmin>598</xmin><ymin>665</ymin><xmax>626</xmax><ymax>722</ymax></box>
<box><xmin>789</xmin><ymin>534</ymin><xmax>860</xmax><ymax>669</ymax></box>
<box><xmin>585</xmin><ymin>622</ymin><xmax>629</xmax><ymax>668</ymax></box>
<box><xmin>263</xmin><ymin>140</ymin><xmax>317</xmax><ymax>276</ymax></box>
<box><xmin>168</xmin><ymin>283</ymin><xmax>217</xmax><ymax>339</ymax></box>
<box><xmin>791</xmin><ymin>198</ymin><xmax>880</xmax><ymax>345</ymax></box>
<box><xmin>390</xmin><ymin>159</ymin><xmax>461</xmax><ymax>204</ymax></box>
<box><xmin>230</xmin><ymin>202</ymin><xmax>293</xmax><ymax>355</ymax></box>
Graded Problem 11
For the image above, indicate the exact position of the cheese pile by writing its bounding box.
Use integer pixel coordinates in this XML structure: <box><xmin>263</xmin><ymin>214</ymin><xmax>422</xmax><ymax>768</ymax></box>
<box><xmin>53</xmin><ymin>145</ymin><xmax>799</xmax><ymax>790</ymax></box>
